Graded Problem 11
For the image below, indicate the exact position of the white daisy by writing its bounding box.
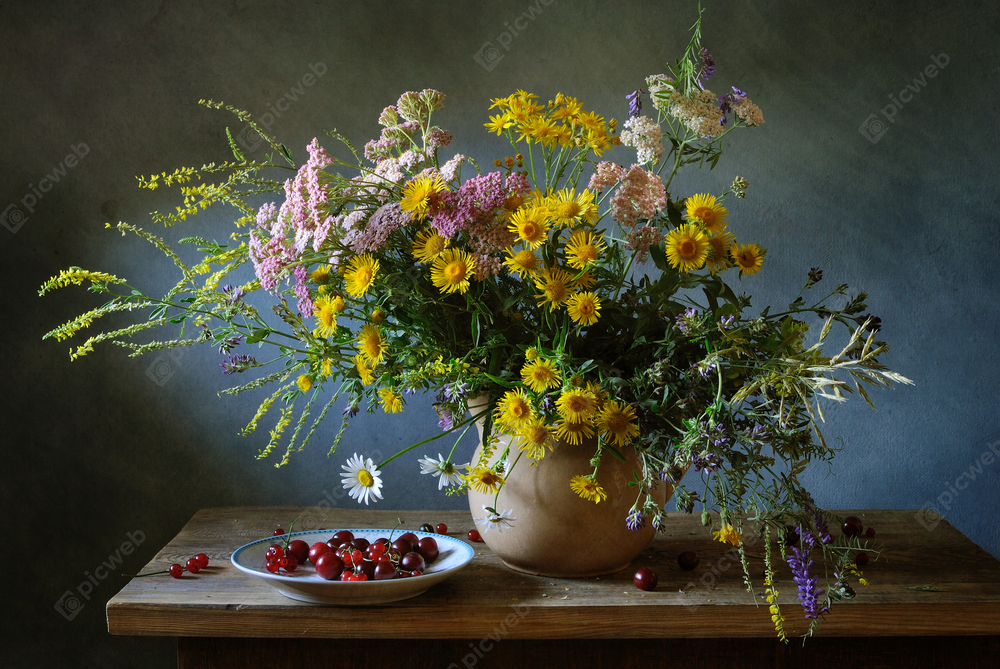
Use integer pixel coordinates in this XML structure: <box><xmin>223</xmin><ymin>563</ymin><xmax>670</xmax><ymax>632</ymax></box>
<box><xmin>418</xmin><ymin>453</ymin><xmax>470</xmax><ymax>490</ymax></box>
<box><xmin>473</xmin><ymin>506</ymin><xmax>516</xmax><ymax>535</ymax></box>
<box><xmin>340</xmin><ymin>453</ymin><xmax>383</xmax><ymax>505</ymax></box>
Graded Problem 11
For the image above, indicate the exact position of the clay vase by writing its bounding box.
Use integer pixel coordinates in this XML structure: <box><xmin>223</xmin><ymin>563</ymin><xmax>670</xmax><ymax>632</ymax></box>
<box><xmin>465</xmin><ymin>396</ymin><xmax>672</xmax><ymax>577</ymax></box>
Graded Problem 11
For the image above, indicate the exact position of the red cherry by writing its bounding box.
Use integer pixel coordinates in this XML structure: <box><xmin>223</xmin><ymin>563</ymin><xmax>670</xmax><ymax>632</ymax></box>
<box><xmin>265</xmin><ymin>560</ymin><xmax>280</xmax><ymax>574</ymax></box>
<box><xmin>633</xmin><ymin>567</ymin><xmax>658</xmax><ymax>591</ymax></box>
<box><xmin>467</xmin><ymin>529</ymin><xmax>482</xmax><ymax>543</ymax></box>
<box><xmin>397</xmin><ymin>571</ymin><xmax>413</xmax><ymax>578</ymax></box>
<box><xmin>287</xmin><ymin>539</ymin><xmax>310</xmax><ymax>564</ymax></box>
<box><xmin>866</xmin><ymin>527</ymin><xmax>876</xmax><ymax>538</ymax></box>
<box><xmin>374</xmin><ymin>537</ymin><xmax>390</xmax><ymax>546</ymax></box>
<box><xmin>401</xmin><ymin>552</ymin><xmax>426</xmax><ymax>572</ymax></box>
<box><xmin>351</xmin><ymin>538</ymin><xmax>370</xmax><ymax>552</ymax></box>
<box><xmin>411</xmin><ymin>570</ymin><xmax>422</xmax><ymax>577</ymax></box>
<box><xmin>854</xmin><ymin>552</ymin><xmax>870</xmax><ymax>566</ymax></box>
<box><xmin>399</xmin><ymin>532</ymin><xmax>419</xmax><ymax>545</ymax></box>
<box><xmin>435</xmin><ymin>523</ymin><xmax>448</xmax><ymax>535</ymax></box>
<box><xmin>374</xmin><ymin>561</ymin><xmax>398</xmax><ymax>580</ymax></box>
<box><xmin>186</xmin><ymin>558</ymin><xmax>202</xmax><ymax>574</ymax></box>
<box><xmin>280</xmin><ymin>556</ymin><xmax>298</xmax><ymax>572</ymax></box>
<box><xmin>169</xmin><ymin>564</ymin><xmax>184</xmax><ymax>578</ymax></box>
<box><xmin>356</xmin><ymin>573</ymin><xmax>368</xmax><ymax>581</ymax></box>
<box><xmin>315</xmin><ymin>553</ymin><xmax>344</xmax><ymax>580</ymax></box>
<box><xmin>677</xmin><ymin>551</ymin><xmax>700</xmax><ymax>571</ymax></box>
<box><xmin>331</xmin><ymin>530</ymin><xmax>354</xmax><ymax>545</ymax></box>
<box><xmin>267</xmin><ymin>544</ymin><xmax>284</xmax><ymax>560</ymax></box>
<box><xmin>273</xmin><ymin>528</ymin><xmax>285</xmax><ymax>536</ymax></box>
<box><xmin>194</xmin><ymin>553</ymin><xmax>210</xmax><ymax>569</ymax></box>
<box><xmin>392</xmin><ymin>538</ymin><xmax>414</xmax><ymax>555</ymax></box>
<box><xmin>358</xmin><ymin>559</ymin><xmax>376</xmax><ymax>580</ymax></box>
<box><xmin>842</xmin><ymin>516</ymin><xmax>864</xmax><ymax>537</ymax></box>
<box><xmin>309</xmin><ymin>542</ymin><xmax>332</xmax><ymax>565</ymax></box>
<box><xmin>417</xmin><ymin>537</ymin><xmax>439</xmax><ymax>563</ymax></box>
<box><xmin>366</xmin><ymin>542</ymin><xmax>386</xmax><ymax>560</ymax></box>
<box><xmin>339</xmin><ymin>572</ymin><xmax>353</xmax><ymax>581</ymax></box>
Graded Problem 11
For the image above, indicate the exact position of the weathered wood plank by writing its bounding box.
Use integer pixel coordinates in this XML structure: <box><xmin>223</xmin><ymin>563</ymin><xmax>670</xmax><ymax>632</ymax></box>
<box><xmin>107</xmin><ymin>508</ymin><xmax>1000</xmax><ymax>639</ymax></box>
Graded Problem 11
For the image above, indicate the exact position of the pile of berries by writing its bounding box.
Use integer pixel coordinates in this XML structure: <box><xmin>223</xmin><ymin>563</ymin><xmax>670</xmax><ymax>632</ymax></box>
<box><xmin>264</xmin><ymin>528</ymin><xmax>441</xmax><ymax>581</ymax></box>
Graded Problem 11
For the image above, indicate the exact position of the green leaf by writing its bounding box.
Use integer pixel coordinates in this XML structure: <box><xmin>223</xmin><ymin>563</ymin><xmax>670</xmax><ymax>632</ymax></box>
<box><xmin>605</xmin><ymin>444</ymin><xmax>627</xmax><ymax>462</ymax></box>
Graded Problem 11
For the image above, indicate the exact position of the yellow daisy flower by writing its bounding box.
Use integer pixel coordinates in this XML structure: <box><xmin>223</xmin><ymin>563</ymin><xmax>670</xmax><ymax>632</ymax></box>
<box><xmin>525</xmin><ymin>347</ymin><xmax>539</xmax><ymax>361</ymax></box>
<box><xmin>550</xmin><ymin>189</ymin><xmax>598</xmax><ymax>228</ymax></box>
<box><xmin>515</xmin><ymin>418</ymin><xmax>556</xmax><ymax>460</ymax></box>
<box><xmin>731</xmin><ymin>243</ymin><xmax>765</xmax><ymax>277</ymax></box>
<box><xmin>430</xmin><ymin>248</ymin><xmax>475</xmax><ymax>295</ymax></box>
<box><xmin>356</xmin><ymin>324</ymin><xmax>387</xmax><ymax>364</ymax></box>
<box><xmin>685</xmin><ymin>193</ymin><xmax>729</xmax><ymax>235</ymax></box>
<box><xmin>595</xmin><ymin>400</ymin><xmax>639</xmax><ymax>447</ymax></box>
<box><xmin>312</xmin><ymin>296</ymin><xmax>338</xmax><ymax>338</ymax></box>
<box><xmin>585</xmin><ymin>381</ymin><xmax>608</xmax><ymax>405</ymax></box>
<box><xmin>484</xmin><ymin>112</ymin><xmax>515</xmax><ymax>136</ymax></box>
<box><xmin>400</xmin><ymin>174</ymin><xmax>448</xmax><ymax>220</ymax></box>
<box><xmin>705</xmin><ymin>231</ymin><xmax>736</xmax><ymax>275</ymax></box>
<box><xmin>664</xmin><ymin>223</ymin><xmax>709</xmax><ymax>272</ymax></box>
<box><xmin>465</xmin><ymin>466</ymin><xmax>506</xmax><ymax>494</ymax></box>
<box><xmin>564</xmin><ymin>229</ymin><xmax>605</xmax><ymax>269</ymax></box>
<box><xmin>507</xmin><ymin>207</ymin><xmax>551</xmax><ymax>249</ymax></box>
<box><xmin>713</xmin><ymin>524</ymin><xmax>743</xmax><ymax>546</ymax></box>
<box><xmin>344</xmin><ymin>254</ymin><xmax>379</xmax><ymax>297</ymax></box>
<box><xmin>573</xmin><ymin>269</ymin><xmax>597</xmax><ymax>290</ymax></box>
<box><xmin>378</xmin><ymin>387</ymin><xmax>404</xmax><ymax>414</ymax></box>
<box><xmin>534</xmin><ymin>267</ymin><xmax>575</xmax><ymax>311</ymax></box>
<box><xmin>569</xmin><ymin>474</ymin><xmax>607</xmax><ymax>503</ymax></box>
<box><xmin>521</xmin><ymin>359</ymin><xmax>562</xmax><ymax>393</ymax></box>
<box><xmin>503</xmin><ymin>247</ymin><xmax>541</xmax><ymax>278</ymax></box>
<box><xmin>494</xmin><ymin>389</ymin><xmax>535</xmax><ymax>431</ymax></box>
<box><xmin>577</xmin><ymin>110</ymin><xmax>605</xmax><ymax>133</ymax></box>
<box><xmin>565</xmin><ymin>291</ymin><xmax>602</xmax><ymax>326</ymax></box>
<box><xmin>297</xmin><ymin>374</ymin><xmax>312</xmax><ymax>392</ymax></box>
<box><xmin>555</xmin><ymin>419</ymin><xmax>595</xmax><ymax>446</ymax></box>
<box><xmin>556</xmin><ymin>388</ymin><xmax>599</xmax><ymax>424</ymax></box>
<box><xmin>321</xmin><ymin>358</ymin><xmax>333</xmax><ymax>377</ymax></box>
<box><xmin>310</xmin><ymin>264</ymin><xmax>331</xmax><ymax>283</ymax></box>
<box><xmin>353</xmin><ymin>354</ymin><xmax>375</xmax><ymax>386</ymax></box>
<box><xmin>330</xmin><ymin>295</ymin><xmax>346</xmax><ymax>312</ymax></box>
<box><xmin>412</xmin><ymin>228</ymin><xmax>449</xmax><ymax>263</ymax></box>
<box><xmin>370</xmin><ymin>308</ymin><xmax>386</xmax><ymax>323</ymax></box>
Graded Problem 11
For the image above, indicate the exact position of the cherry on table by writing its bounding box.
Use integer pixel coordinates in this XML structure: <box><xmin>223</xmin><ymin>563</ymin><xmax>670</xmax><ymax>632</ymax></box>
<box><xmin>194</xmin><ymin>553</ymin><xmax>210</xmax><ymax>569</ymax></box>
<box><xmin>842</xmin><ymin>516</ymin><xmax>864</xmax><ymax>537</ymax></box>
<box><xmin>854</xmin><ymin>551</ymin><xmax>870</xmax><ymax>567</ymax></box>
<box><xmin>677</xmin><ymin>551</ymin><xmax>700</xmax><ymax>571</ymax></box>
<box><xmin>419</xmin><ymin>523</ymin><xmax>434</xmax><ymax>533</ymax></box>
<box><xmin>186</xmin><ymin>558</ymin><xmax>202</xmax><ymax>574</ymax></box>
<box><xmin>169</xmin><ymin>564</ymin><xmax>184</xmax><ymax>579</ymax></box>
<box><xmin>315</xmin><ymin>553</ymin><xmax>344</xmax><ymax>580</ymax></box>
<box><xmin>435</xmin><ymin>523</ymin><xmax>448</xmax><ymax>535</ymax></box>
<box><xmin>273</xmin><ymin>528</ymin><xmax>285</xmax><ymax>536</ymax></box>
<box><xmin>633</xmin><ymin>567</ymin><xmax>658</xmax><ymax>591</ymax></box>
<box><xmin>467</xmin><ymin>529</ymin><xmax>483</xmax><ymax>543</ymax></box>
<box><xmin>866</xmin><ymin>527</ymin><xmax>876</xmax><ymax>538</ymax></box>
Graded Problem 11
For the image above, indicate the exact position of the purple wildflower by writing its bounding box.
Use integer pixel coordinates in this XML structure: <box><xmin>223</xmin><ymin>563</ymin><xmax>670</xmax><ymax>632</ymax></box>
<box><xmin>436</xmin><ymin>406</ymin><xmax>454</xmax><ymax>431</ymax></box>
<box><xmin>692</xmin><ymin>451</ymin><xmax>723</xmax><ymax>473</ymax></box>
<box><xmin>787</xmin><ymin>546</ymin><xmax>828</xmax><ymax>619</ymax></box>
<box><xmin>718</xmin><ymin>86</ymin><xmax>747</xmax><ymax>126</ymax></box>
<box><xmin>444</xmin><ymin>381</ymin><xmax>469</xmax><ymax>402</ymax></box>
<box><xmin>218</xmin><ymin>335</ymin><xmax>242</xmax><ymax>355</ymax></box>
<box><xmin>626</xmin><ymin>89</ymin><xmax>645</xmax><ymax>117</ymax></box>
<box><xmin>625</xmin><ymin>509</ymin><xmax>646</xmax><ymax>532</ymax></box>
<box><xmin>344</xmin><ymin>401</ymin><xmax>360</xmax><ymax>418</ymax></box>
<box><xmin>699</xmin><ymin>48</ymin><xmax>716</xmax><ymax>84</ymax></box>
<box><xmin>719</xmin><ymin>315</ymin><xmax>736</xmax><ymax>329</ymax></box>
<box><xmin>675</xmin><ymin>307</ymin><xmax>699</xmax><ymax>333</ymax></box>
<box><xmin>807</xmin><ymin>267</ymin><xmax>823</xmax><ymax>285</ymax></box>
<box><xmin>220</xmin><ymin>354</ymin><xmax>257</xmax><ymax>375</ymax></box>
<box><xmin>221</xmin><ymin>284</ymin><xmax>245</xmax><ymax>304</ymax></box>
<box><xmin>861</xmin><ymin>314</ymin><xmax>882</xmax><ymax>333</ymax></box>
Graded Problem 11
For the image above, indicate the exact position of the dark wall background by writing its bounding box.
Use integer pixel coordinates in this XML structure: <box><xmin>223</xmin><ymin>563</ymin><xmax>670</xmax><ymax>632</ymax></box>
<box><xmin>2</xmin><ymin>1</ymin><xmax>998</xmax><ymax>666</ymax></box>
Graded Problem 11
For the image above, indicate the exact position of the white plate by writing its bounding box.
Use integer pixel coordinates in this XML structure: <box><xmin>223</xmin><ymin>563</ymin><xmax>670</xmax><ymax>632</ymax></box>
<box><xmin>231</xmin><ymin>528</ymin><xmax>475</xmax><ymax>605</ymax></box>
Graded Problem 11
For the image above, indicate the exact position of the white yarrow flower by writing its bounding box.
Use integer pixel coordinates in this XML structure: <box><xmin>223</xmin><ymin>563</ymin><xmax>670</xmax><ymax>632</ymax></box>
<box><xmin>340</xmin><ymin>453</ymin><xmax>383</xmax><ymax>505</ymax></box>
<box><xmin>473</xmin><ymin>506</ymin><xmax>516</xmax><ymax>535</ymax></box>
<box><xmin>418</xmin><ymin>453</ymin><xmax>469</xmax><ymax>490</ymax></box>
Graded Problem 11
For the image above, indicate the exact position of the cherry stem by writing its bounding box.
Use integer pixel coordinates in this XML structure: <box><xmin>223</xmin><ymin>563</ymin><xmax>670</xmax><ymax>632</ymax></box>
<box><xmin>121</xmin><ymin>569</ymin><xmax>173</xmax><ymax>577</ymax></box>
<box><xmin>389</xmin><ymin>517</ymin><xmax>403</xmax><ymax>543</ymax></box>
<box><xmin>281</xmin><ymin>515</ymin><xmax>302</xmax><ymax>551</ymax></box>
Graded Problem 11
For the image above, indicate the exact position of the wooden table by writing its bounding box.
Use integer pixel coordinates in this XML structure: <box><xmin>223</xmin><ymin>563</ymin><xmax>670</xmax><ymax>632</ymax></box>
<box><xmin>107</xmin><ymin>508</ymin><xmax>1000</xmax><ymax>668</ymax></box>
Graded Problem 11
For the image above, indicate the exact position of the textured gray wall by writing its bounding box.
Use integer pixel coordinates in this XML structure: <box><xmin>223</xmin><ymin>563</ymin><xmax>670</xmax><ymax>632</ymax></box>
<box><xmin>2</xmin><ymin>1</ymin><xmax>998</xmax><ymax>666</ymax></box>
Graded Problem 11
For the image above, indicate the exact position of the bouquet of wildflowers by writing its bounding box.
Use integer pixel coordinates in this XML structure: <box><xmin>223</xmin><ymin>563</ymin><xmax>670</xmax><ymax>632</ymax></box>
<box><xmin>41</xmin><ymin>13</ymin><xmax>909</xmax><ymax>638</ymax></box>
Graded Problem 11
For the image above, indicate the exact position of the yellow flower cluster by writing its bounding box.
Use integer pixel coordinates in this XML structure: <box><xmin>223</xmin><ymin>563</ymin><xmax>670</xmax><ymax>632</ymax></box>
<box><xmin>485</xmin><ymin>90</ymin><xmax>619</xmax><ymax>156</ymax></box>
<box><xmin>665</xmin><ymin>193</ymin><xmax>765</xmax><ymax>278</ymax></box>
<box><xmin>501</xmin><ymin>189</ymin><xmax>606</xmax><ymax>326</ymax></box>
